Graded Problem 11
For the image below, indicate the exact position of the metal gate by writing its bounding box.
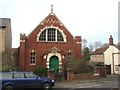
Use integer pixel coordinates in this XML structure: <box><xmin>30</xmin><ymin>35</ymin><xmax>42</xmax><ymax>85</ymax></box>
<box><xmin>106</xmin><ymin>65</ymin><xmax>111</xmax><ymax>74</ymax></box>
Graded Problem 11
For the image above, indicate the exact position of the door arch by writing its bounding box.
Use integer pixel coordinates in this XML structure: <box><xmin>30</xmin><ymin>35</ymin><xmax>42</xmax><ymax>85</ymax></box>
<box><xmin>49</xmin><ymin>56</ymin><xmax>59</xmax><ymax>74</ymax></box>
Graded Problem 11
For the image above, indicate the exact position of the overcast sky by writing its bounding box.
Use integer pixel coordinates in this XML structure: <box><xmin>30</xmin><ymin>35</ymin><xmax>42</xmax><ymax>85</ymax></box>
<box><xmin>0</xmin><ymin>0</ymin><xmax>119</xmax><ymax>48</ymax></box>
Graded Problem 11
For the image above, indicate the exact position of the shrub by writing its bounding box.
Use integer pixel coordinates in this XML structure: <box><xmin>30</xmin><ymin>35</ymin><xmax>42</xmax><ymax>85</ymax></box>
<box><xmin>1</xmin><ymin>66</ymin><xmax>12</xmax><ymax>72</ymax></box>
<box><xmin>67</xmin><ymin>59</ymin><xmax>94</xmax><ymax>74</ymax></box>
<box><xmin>33</xmin><ymin>66</ymin><xmax>48</xmax><ymax>77</ymax></box>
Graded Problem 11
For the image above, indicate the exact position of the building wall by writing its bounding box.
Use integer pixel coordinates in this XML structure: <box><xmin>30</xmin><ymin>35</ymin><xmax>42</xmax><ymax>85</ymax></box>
<box><xmin>113</xmin><ymin>53</ymin><xmax>120</xmax><ymax>74</ymax></box>
<box><xmin>19</xmin><ymin>13</ymin><xmax>82</xmax><ymax>72</ymax></box>
<box><xmin>0</xmin><ymin>18</ymin><xmax>12</xmax><ymax>51</ymax></box>
<box><xmin>0</xmin><ymin>28</ymin><xmax>5</xmax><ymax>70</ymax></box>
<box><xmin>0</xmin><ymin>28</ymin><xmax>5</xmax><ymax>52</ymax></box>
<box><xmin>0</xmin><ymin>18</ymin><xmax>12</xmax><ymax>70</ymax></box>
<box><xmin>90</xmin><ymin>54</ymin><xmax>104</xmax><ymax>63</ymax></box>
<box><xmin>19</xmin><ymin>28</ymin><xmax>82</xmax><ymax>71</ymax></box>
<box><xmin>104</xmin><ymin>45</ymin><xmax>120</xmax><ymax>74</ymax></box>
<box><xmin>0</xmin><ymin>27</ymin><xmax>5</xmax><ymax>52</ymax></box>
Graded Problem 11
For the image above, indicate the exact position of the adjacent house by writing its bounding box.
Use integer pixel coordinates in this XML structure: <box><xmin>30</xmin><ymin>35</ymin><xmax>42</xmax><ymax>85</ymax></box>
<box><xmin>19</xmin><ymin>6</ymin><xmax>82</xmax><ymax>77</ymax></box>
<box><xmin>0</xmin><ymin>18</ymin><xmax>12</xmax><ymax>70</ymax></box>
<box><xmin>90</xmin><ymin>35</ymin><xmax>120</xmax><ymax>74</ymax></box>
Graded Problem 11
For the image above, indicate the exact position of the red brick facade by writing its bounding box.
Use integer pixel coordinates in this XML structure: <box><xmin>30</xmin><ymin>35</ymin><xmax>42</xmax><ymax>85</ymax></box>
<box><xmin>19</xmin><ymin>11</ymin><xmax>82</xmax><ymax>73</ymax></box>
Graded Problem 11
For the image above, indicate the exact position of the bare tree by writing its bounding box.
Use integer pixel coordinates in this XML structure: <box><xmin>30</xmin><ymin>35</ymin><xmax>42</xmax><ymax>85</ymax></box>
<box><xmin>88</xmin><ymin>42</ymin><xmax>94</xmax><ymax>52</ymax></box>
<box><xmin>101</xmin><ymin>43</ymin><xmax>109</xmax><ymax>47</ymax></box>
<box><xmin>94</xmin><ymin>41</ymin><xmax>102</xmax><ymax>50</ymax></box>
<box><xmin>82</xmin><ymin>39</ymin><xmax>87</xmax><ymax>48</ymax></box>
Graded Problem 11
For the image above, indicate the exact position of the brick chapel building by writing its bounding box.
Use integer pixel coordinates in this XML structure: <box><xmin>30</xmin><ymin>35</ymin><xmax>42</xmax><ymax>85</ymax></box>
<box><xmin>19</xmin><ymin>6</ymin><xmax>82</xmax><ymax>74</ymax></box>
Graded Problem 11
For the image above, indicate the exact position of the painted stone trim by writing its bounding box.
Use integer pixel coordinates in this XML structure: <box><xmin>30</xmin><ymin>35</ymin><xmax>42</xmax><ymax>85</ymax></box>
<box><xmin>46</xmin><ymin>52</ymin><xmax>62</xmax><ymax>69</ymax></box>
<box><xmin>36</xmin><ymin>25</ymin><xmax>67</xmax><ymax>42</ymax></box>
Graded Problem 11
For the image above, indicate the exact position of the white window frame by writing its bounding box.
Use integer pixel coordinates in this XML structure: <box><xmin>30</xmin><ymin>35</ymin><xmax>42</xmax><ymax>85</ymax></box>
<box><xmin>30</xmin><ymin>50</ymin><xmax>36</xmax><ymax>65</ymax></box>
<box><xmin>37</xmin><ymin>26</ymin><xmax>67</xmax><ymax>42</ymax></box>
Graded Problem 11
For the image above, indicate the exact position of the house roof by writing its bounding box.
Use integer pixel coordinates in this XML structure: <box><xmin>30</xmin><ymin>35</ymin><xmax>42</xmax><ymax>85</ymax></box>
<box><xmin>91</xmin><ymin>46</ymin><xmax>109</xmax><ymax>55</ymax></box>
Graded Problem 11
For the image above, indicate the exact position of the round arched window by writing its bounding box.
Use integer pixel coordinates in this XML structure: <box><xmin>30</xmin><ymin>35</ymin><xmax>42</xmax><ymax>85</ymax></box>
<box><xmin>39</xmin><ymin>28</ymin><xmax>65</xmax><ymax>42</ymax></box>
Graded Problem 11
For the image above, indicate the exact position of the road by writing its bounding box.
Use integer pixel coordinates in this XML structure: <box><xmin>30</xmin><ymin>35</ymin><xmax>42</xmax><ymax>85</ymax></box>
<box><xmin>52</xmin><ymin>75</ymin><xmax>119</xmax><ymax>90</ymax></box>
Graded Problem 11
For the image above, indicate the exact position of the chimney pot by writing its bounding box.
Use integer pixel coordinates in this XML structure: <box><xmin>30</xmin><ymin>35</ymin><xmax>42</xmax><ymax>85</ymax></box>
<box><xmin>109</xmin><ymin>35</ymin><xmax>113</xmax><ymax>45</ymax></box>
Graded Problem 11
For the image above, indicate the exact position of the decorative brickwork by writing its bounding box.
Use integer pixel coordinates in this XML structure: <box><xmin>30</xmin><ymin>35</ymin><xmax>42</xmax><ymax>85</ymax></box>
<box><xmin>19</xmin><ymin>11</ymin><xmax>82</xmax><ymax>79</ymax></box>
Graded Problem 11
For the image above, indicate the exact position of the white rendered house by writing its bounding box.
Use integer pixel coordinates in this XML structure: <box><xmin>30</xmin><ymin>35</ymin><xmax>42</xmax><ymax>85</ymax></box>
<box><xmin>90</xmin><ymin>35</ymin><xmax>120</xmax><ymax>74</ymax></box>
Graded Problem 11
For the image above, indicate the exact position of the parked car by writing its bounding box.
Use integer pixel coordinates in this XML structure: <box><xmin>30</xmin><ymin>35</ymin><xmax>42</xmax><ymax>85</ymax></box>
<box><xmin>0</xmin><ymin>71</ymin><xmax>55</xmax><ymax>90</ymax></box>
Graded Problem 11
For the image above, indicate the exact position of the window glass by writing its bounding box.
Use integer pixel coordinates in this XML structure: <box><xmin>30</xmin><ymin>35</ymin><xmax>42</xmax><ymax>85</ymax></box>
<box><xmin>57</xmin><ymin>30</ymin><xmax>64</xmax><ymax>41</ymax></box>
<box><xmin>48</xmin><ymin>28</ymin><xmax>56</xmax><ymax>41</ymax></box>
<box><xmin>39</xmin><ymin>30</ymin><xmax>46</xmax><ymax>41</ymax></box>
<box><xmin>25</xmin><ymin>73</ymin><xmax>38</xmax><ymax>78</ymax></box>
<box><xmin>115</xmin><ymin>65</ymin><xmax>119</xmax><ymax>71</ymax></box>
<box><xmin>30</xmin><ymin>52</ymin><xmax>36</xmax><ymax>64</ymax></box>
<box><xmin>0</xmin><ymin>73</ymin><xmax>12</xmax><ymax>79</ymax></box>
<box><xmin>67</xmin><ymin>52</ymin><xmax>72</xmax><ymax>61</ymax></box>
<box><xmin>14</xmin><ymin>73</ymin><xmax>24</xmax><ymax>78</ymax></box>
<box><xmin>39</xmin><ymin>28</ymin><xmax>64</xmax><ymax>42</ymax></box>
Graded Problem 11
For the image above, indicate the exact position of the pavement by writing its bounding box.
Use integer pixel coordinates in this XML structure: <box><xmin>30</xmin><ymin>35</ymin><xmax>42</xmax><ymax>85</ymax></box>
<box><xmin>55</xmin><ymin>75</ymin><xmax>119</xmax><ymax>87</ymax></box>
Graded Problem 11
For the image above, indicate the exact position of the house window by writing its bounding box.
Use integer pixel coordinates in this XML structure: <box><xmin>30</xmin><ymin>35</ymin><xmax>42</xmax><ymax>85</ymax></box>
<box><xmin>39</xmin><ymin>28</ymin><xmax>64</xmax><ymax>42</ymax></box>
<box><xmin>30</xmin><ymin>50</ymin><xmax>36</xmax><ymax>65</ymax></box>
<box><xmin>67</xmin><ymin>52</ymin><xmax>72</xmax><ymax>61</ymax></box>
<box><xmin>115</xmin><ymin>65</ymin><xmax>119</xmax><ymax>71</ymax></box>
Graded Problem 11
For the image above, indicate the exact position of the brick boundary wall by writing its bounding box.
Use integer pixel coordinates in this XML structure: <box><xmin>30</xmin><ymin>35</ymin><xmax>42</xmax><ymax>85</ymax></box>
<box><xmin>67</xmin><ymin>70</ymin><xmax>74</xmax><ymax>80</ymax></box>
<box><xmin>74</xmin><ymin>73</ymin><xmax>99</xmax><ymax>80</ymax></box>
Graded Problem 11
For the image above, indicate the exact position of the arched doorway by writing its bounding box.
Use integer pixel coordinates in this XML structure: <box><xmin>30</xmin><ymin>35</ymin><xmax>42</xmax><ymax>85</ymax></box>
<box><xmin>49</xmin><ymin>56</ymin><xmax>59</xmax><ymax>74</ymax></box>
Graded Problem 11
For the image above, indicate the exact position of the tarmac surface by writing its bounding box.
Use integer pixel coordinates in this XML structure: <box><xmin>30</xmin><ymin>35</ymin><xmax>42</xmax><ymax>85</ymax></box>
<box><xmin>53</xmin><ymin>75</ymin><xmax>119</xmax><ymax>90</ymax></box>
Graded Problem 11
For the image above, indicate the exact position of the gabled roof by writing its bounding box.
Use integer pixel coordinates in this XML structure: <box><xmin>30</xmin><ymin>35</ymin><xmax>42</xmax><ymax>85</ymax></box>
<box><xmin>91</xmin><ymin>46</ymin><xmax>109</xmax><ymax>55</ymax></box>
<box><xmin>40</xmin><ymin>12</ymin><xmax>64</xmax><ymax>26</ymax></box>
<box><xmin>91</xmin><ymin>35</ymin><xmax>120</xmax><ymax>55</ymax></box>
<box><xmin>28</xmin><ymin>9</ymin><xmax>73</xmax><ymax>37</ymax></box>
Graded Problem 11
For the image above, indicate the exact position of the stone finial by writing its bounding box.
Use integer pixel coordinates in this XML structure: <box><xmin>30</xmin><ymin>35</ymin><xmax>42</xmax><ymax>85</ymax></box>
<box><xmin>51</xmin><ymin>5</ymin><xmax>53</xmax><ymax>13</ymax></box>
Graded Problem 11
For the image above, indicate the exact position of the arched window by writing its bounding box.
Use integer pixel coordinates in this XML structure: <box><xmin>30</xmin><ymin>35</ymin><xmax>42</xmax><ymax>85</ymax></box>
<box><xmin>39</xmin><ymin>28</ymin><xmax>64</xmax><ymax>42</ymax></box>
<box><xmin>39</xmin><ymin>30</ymin><xmax>46</xmax><ymax>41</ymax></box>
<box><xmin>57</xmin><ymin>30</ymin><xmax>64</xmax><ymax>41</ymax></box>
<box><xmin>48</xmin><ymin>28</ymin><xmax>56</xmax><ymax>41</ymax></box>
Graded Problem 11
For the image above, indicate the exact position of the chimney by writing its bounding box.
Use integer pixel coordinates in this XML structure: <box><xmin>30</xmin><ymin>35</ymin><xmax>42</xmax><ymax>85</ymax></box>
<box><xmin>109</xmin><ymin>35</ymin><xmax>113</xmax><ymax>45</ymax></box>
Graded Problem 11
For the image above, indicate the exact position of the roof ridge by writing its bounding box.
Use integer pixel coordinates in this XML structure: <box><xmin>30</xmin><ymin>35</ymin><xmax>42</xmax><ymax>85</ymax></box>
<box><xmin>91</xmin><ymin>46</ymin><xmax>109</xmax><ymax>55</ymax></box>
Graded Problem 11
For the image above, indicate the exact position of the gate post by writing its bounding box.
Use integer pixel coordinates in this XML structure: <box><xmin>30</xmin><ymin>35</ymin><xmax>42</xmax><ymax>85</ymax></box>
<box><xmin>67</xmin><ymin>68</ymin><xmax>74</xmax><ymax>80</ymax></box>
<box><xmin>47</xmin><ymin>70</ymin><xmax>55</xmax><ymax>80</ymax></box>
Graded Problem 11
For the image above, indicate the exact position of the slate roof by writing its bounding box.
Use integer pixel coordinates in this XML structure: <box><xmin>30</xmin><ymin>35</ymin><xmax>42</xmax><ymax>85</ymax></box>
<box><xmin>91</xmin><ymin>46</ymin><xmax>109</xmax><ymax>55</ymax></box>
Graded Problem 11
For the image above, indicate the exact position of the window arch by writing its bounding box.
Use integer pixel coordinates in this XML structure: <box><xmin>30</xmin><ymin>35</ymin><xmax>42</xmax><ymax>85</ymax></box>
<box><xmin>38</xmin><ymin>28</ymin><xmax>65</xmax><ymax>42</ymax></box>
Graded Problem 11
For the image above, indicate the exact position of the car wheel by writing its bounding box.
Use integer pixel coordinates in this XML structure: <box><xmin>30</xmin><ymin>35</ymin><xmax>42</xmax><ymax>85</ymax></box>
<box><xmin>4</xmin><ymin>85</ymin><xmax>14</xmax><ymax>90</ymax></box>
<box><xmin>43</xmin><ymin>82</ymin><xmax>51</xmax><ymax>90</ymax></box>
